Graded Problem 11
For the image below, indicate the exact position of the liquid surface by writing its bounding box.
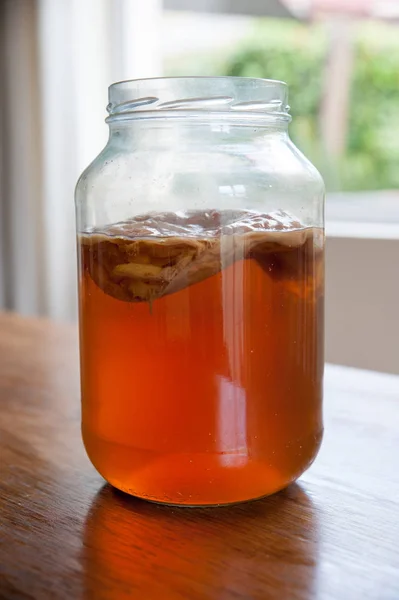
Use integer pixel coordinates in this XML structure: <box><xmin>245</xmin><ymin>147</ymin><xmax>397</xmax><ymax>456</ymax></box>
<box><xmin>78</xmin><ymin>209</ymin><xmax>324</xmax><ymax>505</ymax></box>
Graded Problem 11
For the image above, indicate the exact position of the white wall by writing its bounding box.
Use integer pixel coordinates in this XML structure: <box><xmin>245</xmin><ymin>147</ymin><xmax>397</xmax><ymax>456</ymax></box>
<box><xmin>325</xmin><ymin>235</ymin><xmax>399</xmax><ymax>374</ymax></box>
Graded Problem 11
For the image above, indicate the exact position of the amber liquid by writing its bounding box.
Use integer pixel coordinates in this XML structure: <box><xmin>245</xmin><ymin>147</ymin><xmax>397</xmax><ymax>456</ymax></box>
<box><xmin>79</xmin><ymin>233</ymin><xmax>324</xmax><ymax>505</ymax></box>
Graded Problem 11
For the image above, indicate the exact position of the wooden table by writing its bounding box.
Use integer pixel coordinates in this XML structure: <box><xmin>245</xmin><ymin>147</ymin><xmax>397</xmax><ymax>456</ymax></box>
<box><xmin>0</xmin><ymin>313</ymin><xmax>398</xmax><ymax>600</ymax></box>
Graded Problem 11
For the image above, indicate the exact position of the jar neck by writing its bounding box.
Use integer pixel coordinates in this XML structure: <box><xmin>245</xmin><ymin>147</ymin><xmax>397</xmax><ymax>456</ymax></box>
<box><xmin>107</xmin><ymin>77</ymin><xmax>290</xmax><ymax>121</ymax></box>
<box><xmin>107</xmin><ymin>118</ymin><xmax>290</xmax><ymax>150</ymax></box>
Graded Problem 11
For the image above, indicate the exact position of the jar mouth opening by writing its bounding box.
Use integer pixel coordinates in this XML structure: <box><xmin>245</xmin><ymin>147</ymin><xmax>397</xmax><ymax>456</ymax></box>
<box><xmin>106</xmin><ymin>76</ymin><xmax>290</xmax><ymax>121</ymax></box>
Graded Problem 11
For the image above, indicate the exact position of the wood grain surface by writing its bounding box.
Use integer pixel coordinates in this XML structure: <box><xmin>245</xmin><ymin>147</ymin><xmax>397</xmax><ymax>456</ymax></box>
<box><xmin>0</xmin><ymin>312</ymin><xmax>398</xmax><ymax>600</ymax></box>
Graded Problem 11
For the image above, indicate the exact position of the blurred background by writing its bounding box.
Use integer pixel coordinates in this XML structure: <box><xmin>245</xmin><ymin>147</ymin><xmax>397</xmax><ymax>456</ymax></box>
<box><xmin>0</xmin><ymin>0</ymin><xmax>398</xmax><ymax>373</ymax></box>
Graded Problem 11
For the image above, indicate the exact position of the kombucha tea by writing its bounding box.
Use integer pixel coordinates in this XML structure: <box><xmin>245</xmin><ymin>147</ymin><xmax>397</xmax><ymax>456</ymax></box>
<box><xmin>78</xmin><ymin>209</ymin><xmax>324</xmax><ymax>505</ymax></box>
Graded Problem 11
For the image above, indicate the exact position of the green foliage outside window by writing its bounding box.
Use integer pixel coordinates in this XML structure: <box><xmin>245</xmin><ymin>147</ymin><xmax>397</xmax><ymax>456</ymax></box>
<box><xmin>167</xmin><ymin>19</ymin><xmax>399</xmax><ymax>192</ymax></box>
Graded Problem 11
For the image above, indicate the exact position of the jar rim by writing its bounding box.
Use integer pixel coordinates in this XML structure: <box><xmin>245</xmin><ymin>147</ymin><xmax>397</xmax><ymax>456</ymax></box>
<box><xmin>107</xmin><ymin>76</ymin><xmax>290</xmax><ymax>122</ymax></box>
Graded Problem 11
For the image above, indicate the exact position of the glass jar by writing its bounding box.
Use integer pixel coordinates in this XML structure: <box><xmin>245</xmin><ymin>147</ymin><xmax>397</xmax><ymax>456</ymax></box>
<box><xmin>75</xmin><ymin>77</ymin><xmax>324</xmax><ymax>506</ymax></box>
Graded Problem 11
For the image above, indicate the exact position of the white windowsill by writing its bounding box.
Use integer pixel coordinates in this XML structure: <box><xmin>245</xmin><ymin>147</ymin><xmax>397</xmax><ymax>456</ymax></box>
<box><xmin>326</xmin><ymin>221</ymin><xmax>399</xmax><ymax>239</ymax></box>
<box><xmin>326</xmin><ymin>191</ymin><xmax>399</xmax><ymax>240</ymax></box>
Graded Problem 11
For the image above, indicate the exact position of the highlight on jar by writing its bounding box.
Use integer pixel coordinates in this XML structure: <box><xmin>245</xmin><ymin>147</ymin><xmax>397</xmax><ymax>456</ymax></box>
<box><xmin>76</xmin><ymin>77</ymin><xmax>325</xmax><ymax>506</ymax></box>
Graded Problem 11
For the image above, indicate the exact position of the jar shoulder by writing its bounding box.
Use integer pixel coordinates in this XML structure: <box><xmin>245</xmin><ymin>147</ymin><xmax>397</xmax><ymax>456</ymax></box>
<box><xmin>75</xmin><ymin>145</ymin><xmax>115</xmax><ymax>206</ymax></box>
<box><xmin>75</xmin><ymin>132</ymin><xmax>324</xmax><ymax>229</ymax></box>
<box><xmin>77</xmin><ymin>135</ymin><xmax>323</xmax><ymax>194</ymax></box>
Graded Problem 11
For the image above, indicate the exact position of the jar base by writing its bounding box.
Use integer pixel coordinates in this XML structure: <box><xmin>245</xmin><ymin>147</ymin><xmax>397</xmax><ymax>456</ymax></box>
<box><xmin>83</xmin><ymin>429</ymin><xmax>322</xmax><ymax>507</ymax></box>
<box><xmin>109</xmin><ymin>486</ymin><xmax>290</xmax><ymax>508</ymax></box>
